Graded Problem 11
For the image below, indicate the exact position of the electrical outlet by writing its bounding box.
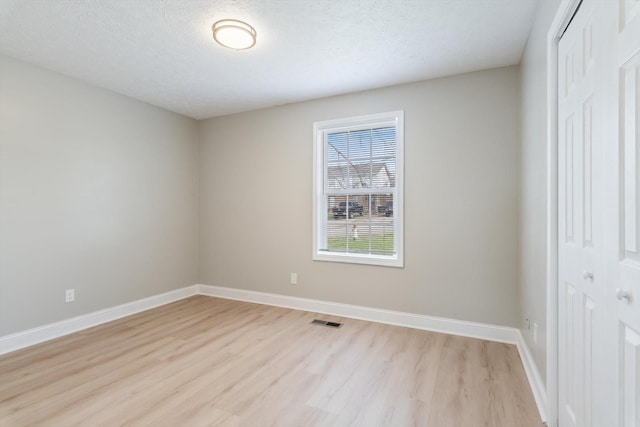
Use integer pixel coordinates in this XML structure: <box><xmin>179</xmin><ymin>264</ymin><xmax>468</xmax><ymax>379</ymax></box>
<box><xmin>533</xmin><ymin>322</ymin><xmax>538</xmax><ymax>344</ymax></box>
<box><xmin>290</xmin><ymin>273</ymin><xmax>298</xmax><ymax>285</ymax></box>
<box><xmin>65</xmin><ymin>289</ymin><xmax>75</xmax><ymax>303</ymax></box>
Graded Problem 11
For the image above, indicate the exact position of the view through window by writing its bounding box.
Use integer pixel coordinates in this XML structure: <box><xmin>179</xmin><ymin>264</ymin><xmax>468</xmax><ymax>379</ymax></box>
<box><xmin>313</xmin><ymin>111</ymin><xmax>403</xmax><ymax>267</ymax></box>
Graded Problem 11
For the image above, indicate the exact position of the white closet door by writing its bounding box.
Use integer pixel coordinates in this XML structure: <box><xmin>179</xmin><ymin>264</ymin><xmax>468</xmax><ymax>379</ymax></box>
<box><xmin>558</xmin><ymin>1</ymin><xmax>608</xmax><ymax>425</ymax></box>
<box><xmin>559</xmin><ymin>0</ymin><xmax>640</xmax><ymax>425</ymax></box>
<box><xmin>611</xmin><ymin>0</ymin><xmax>640</xmax><ymax>425</ymax></box>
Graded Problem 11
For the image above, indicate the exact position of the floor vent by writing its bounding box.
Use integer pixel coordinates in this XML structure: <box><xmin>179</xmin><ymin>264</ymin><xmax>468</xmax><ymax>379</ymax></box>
<box><xmin>311</xmin><ymin>319</ymin><xmax>343</xmax><ymax>328</ymax></box>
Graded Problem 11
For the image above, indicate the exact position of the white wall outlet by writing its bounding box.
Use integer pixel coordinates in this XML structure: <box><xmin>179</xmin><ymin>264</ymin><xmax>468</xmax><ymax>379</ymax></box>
<box><xmin>65</xmin><ymin>288</ymin><xmax>75</xmax><ymax>303</ymax></box>
<box><xmin>290</xmin><ymin>273</ymin><xmax>298</xmax><ymax>285</ymax></box>
<box><xmin>533</xmin><ymin>322</ymin><xmax>538</xmax><ymax>344</ymax></box>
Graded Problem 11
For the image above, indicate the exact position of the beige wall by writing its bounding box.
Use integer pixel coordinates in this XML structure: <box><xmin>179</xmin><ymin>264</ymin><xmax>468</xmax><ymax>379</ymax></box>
<box><xmin>199</xmin><ymin>66</ymin><xmax>521</xmax><ymax>327</ymax></box>
<box><xmin>0</xmin><ymin>55</ymin><xmax>200</xmax><ymax>335</ymax></box>
<box><xmin>519</xmin><ymin>0</ymin><xmax>561</xmax><ymax>384</ymax></box>
<box><xmin>0</xmin><ymin>56</ymin><xmax>523</xmax><ymax>336</ymax></box>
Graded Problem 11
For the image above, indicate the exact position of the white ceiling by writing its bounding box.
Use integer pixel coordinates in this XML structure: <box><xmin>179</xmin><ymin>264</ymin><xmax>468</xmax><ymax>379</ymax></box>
<box><xmin>0</xmin><ymin>0</ymin><xmax>539</xmax><ymax>120</ymax></box>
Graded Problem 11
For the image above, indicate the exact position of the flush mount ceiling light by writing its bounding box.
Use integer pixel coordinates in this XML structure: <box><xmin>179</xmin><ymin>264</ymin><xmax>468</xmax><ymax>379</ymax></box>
<box><xmin>212</xmin><ymin>19</ymin><xmax>257</xmax><ymax>50</ymax></box>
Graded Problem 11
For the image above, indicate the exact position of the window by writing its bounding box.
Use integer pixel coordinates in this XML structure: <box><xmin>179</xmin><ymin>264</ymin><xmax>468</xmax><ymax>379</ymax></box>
<box><xmin>313</xmin><ymin>111</ymin><xmax>404</xmax><ymax>267</ymax></box>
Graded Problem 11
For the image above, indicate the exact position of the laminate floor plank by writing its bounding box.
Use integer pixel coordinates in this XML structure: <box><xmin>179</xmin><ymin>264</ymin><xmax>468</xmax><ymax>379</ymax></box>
<box><xmin>0</xmin><ymin>295</ymin><xmax>543</xmax><ymax>426</ymax></box>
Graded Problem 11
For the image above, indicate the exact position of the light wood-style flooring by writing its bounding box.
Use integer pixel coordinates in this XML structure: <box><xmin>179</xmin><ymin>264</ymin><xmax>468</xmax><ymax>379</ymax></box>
<box><xmin>0</xmin><ymin>296</ymin><xmax>542</xmax><ymax>426</ymax></box>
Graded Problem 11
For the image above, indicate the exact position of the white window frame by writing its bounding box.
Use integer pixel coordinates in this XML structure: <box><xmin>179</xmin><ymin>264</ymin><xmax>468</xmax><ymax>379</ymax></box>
<box><xmin>312</xmin><ymin>111</ymin><xmax>404</xmax><ymax>267</ymax></box>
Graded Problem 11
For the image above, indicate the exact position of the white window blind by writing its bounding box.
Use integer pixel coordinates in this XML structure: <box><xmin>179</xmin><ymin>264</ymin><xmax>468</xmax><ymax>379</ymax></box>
<box><xmin>313</xmin><ymin>111</ymin><xmax>404</xmax><ymax>267</ymax></box>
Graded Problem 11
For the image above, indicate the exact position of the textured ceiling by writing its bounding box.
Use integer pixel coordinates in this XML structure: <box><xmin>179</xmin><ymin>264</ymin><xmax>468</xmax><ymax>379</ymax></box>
<box><xmin>0</xmin><ymin>0</ymin><xmax>539</xmax><ymax>120</ymax></box>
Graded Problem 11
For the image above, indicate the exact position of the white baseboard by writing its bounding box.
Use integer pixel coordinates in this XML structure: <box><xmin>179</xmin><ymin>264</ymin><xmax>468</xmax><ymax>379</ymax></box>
<box><xmin>197</xmin><ymin>284</ymin><xmax>519</xmax><ymax>344</ymax></box>
<box><xmin>0</xmin><ymin>282</ymin><xmax>547</xmax><ymax>423</ymax></box>
<box><xmin>516</xmin><ymin>331</ymin><xmax>548</xmax><ymax>423</ymax></box>
<box><xmin>0</xmin><ymin>285</ymin><xmax>198</xmax><ymax>355</ymax></box>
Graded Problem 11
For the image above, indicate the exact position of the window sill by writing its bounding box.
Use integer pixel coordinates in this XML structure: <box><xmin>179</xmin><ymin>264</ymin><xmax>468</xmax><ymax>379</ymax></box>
<box><xmin>313</xmin><ymin>251</ymin><xmax>403</xmax><ymax>268</ymax></box>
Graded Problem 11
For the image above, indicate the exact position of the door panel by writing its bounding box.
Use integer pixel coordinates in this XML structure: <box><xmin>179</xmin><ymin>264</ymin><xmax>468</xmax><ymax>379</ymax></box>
<box><xmin>582</xmin><ymin>98</ymin><xmax>593</xmax><ymax>247</ymax></box>
<box><xmin>558</xmin><ymin>2</ymin><xmax>606</xmax><ymax>425</ymax></box>
<box><xmin>620</xmin><ymin>325</ymin><xmax>640</xmax><ymax>426</ymax></box>
<box><xmin>616</xmin><ymin>5</ymin><xmax>640</xmax><ymax>423</ymax></box>
<box><xmin>563</xmin><ymin>283</ymin><xmax>579</xmax><ymax>425</ymax></box>
<box><xmin>583</xmin><ymin>295</ymin><xmax>595</xmax><ymax>426</ymax></box>
<box><xmin>620</xmin><ymin>55</ymin><xmax>640</xmax><ymax>262</ymax></box>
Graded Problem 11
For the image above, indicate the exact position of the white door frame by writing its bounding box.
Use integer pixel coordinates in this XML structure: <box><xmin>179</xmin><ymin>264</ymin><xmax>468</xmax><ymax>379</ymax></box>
<box><xmin>545</xmin><ymin>1</ymin><xmax>583</xmax><ymax>426</ymax></box>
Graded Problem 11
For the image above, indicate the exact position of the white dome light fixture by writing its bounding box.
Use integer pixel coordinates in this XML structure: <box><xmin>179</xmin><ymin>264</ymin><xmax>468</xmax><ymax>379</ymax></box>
<box><xmin>212</xmin><ymin>19</ymin><xmax>257</xmax><ymax>50</ymax></box>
